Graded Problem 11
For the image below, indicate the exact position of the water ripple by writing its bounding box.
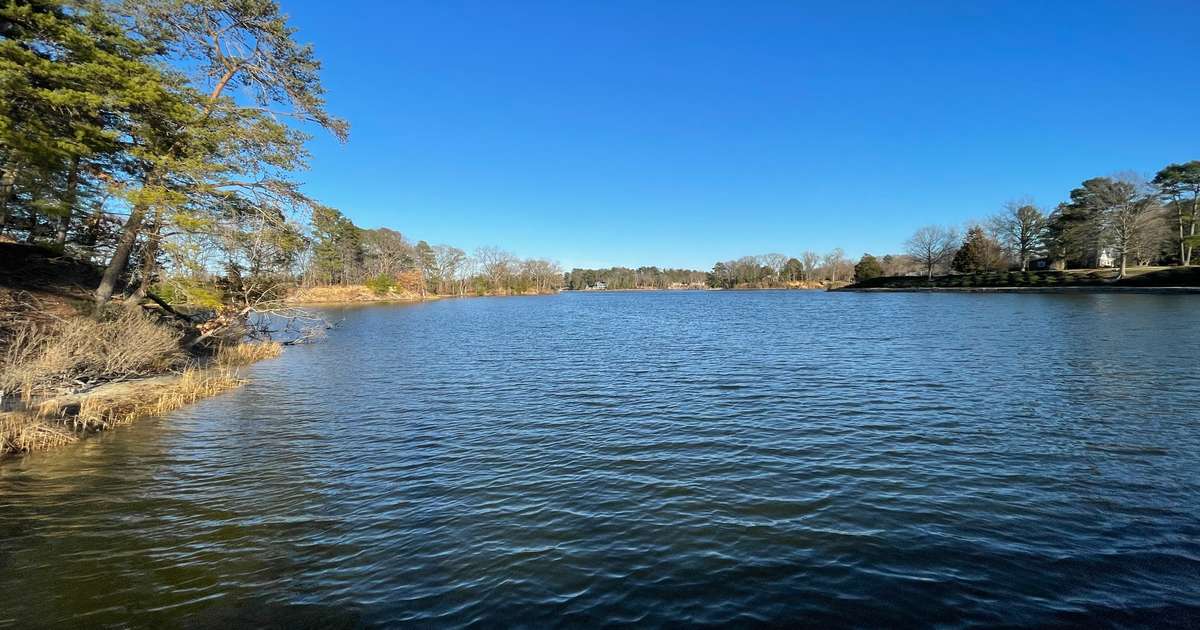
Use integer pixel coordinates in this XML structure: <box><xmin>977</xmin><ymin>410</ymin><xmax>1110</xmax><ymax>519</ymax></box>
<box><xmin>2</xmin><ymin>291</ymin><xmax>1199</xmax><ymax>627</ymax></box>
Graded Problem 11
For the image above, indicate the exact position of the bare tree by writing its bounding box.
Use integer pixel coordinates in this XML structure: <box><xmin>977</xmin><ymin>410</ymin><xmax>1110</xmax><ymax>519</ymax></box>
<box><xmin>1130</xmin><ymin>204</ymin><xmax>1172</xmax><ymax>266</ymax></box>
<box><xmin>990</xmin><ymin>199</ymin><xmax>1046</xmax><ymax>270</ymax></box>
<box><xmin>432</xmin><ymin>244</ymin><xmax>466</xmax><ymax>294</ymax></box>
<box><xmin>1097</xmin><ymin>177</ymin><xmax>1157</xmax><ymax>279</ymax></box>
<box><xmin>801</xmin><ymin>251</ymin><xmax>820</xmax><ymax>281</ymax></box>
<box><xmin>821</xmin><ymin>248</ymin><xmax>848</xmax><ymax>282</ymax></box>
<box><xmin>456</xmin><ymin>256</ymin><xmax>478</xmax><ymax>295</ymax></box>
<box><xmin>879</xmin><ymin>254</ymin><xmax>917</xmax><ymax>276</ymax></box>
<box><xmin>361</xmin><ymin>228</ymin><xmax>412</xmax><ymax>278</ymax></box>
<box><xmin>905</xmin><ymin>225</ymin><xmax>959</xmax><ymax>279</ymax></box>
<box><xmin>474</xmin><ymin>246</ymin><xmax>516</xmax><ymax>294</ymax></box>
<box><xmin>759</xmin><ymin>253</ymin><xmax>787</xmax><ymax>283</ymax></box>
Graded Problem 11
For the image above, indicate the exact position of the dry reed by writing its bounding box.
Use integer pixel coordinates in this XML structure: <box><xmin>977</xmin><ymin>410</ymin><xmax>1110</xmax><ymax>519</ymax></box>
<box><xmin>0</xmin><ymin>366</ymin><xmax>247</xmax><ymax>459</ymax></box>
<box><xmin>216</xmin><ymin>341</ymin><xmax>283</xmax><ymax>367</ymax></box>
<box><xmin>65</xmin><ymin>367</ymin><xmax>245</xmax><ymax>430</ymax></box>
<box><xmin>287</xmin><ymin>284</ymin><xmax>422</xmax><ymax>304</ymax></box>
<box><xmin>0</xmin><ymin>411</ymin><xmax>78</xmax><ymax>455</ymax></box>
<box><xmin>0</xmin><ymin>310</ymin><xmax>185</xmax><ymax>398</ymax></box>
<box><xmin>0</xmin><ymin>318</ymin><xmax>288</xmax><ymax>459</ymax></box>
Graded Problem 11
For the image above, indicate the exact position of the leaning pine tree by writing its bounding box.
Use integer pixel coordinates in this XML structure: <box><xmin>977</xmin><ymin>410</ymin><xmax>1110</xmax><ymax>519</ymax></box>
<box><xmin>93</xmin><ymin>0</ymin><xmax>349</xmax><ymax>312</ymax></box>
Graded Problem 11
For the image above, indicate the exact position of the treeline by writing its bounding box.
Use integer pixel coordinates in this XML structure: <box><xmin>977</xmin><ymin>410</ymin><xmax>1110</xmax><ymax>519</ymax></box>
<box><xmin>568</xmin><ymin>252</ymin><xmax>894</xmax><ymax>291</ymax></box>
<box><xmin>0</xmin><ymin>0</ymin><xmax>559</xmax><ymax>334</ymax></box>
<box><xmin>882</xmin><ymin>165</ymin><xmax>1200</xmax><ymax>282</ymax></box>
<box><xmin>564</xmin><ymin>267</ymin><xmax>707</xmax><ymax>290</ymax></box>
<box><xmin>705</xmin><ymin>251</ymin><xmax>856</xmax><ymax>288</ymax></box>
<box><xmin>306</xmin><ymin>206</ymin><xmax>562</xmax><ymax>296</ymax></box>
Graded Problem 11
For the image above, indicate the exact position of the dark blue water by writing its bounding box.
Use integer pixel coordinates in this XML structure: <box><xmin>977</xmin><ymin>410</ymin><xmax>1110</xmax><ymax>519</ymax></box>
<box><xmin>2</xmin><ymin>291</ymin><xmax>1198</xmax><ymax>627</ymax></box>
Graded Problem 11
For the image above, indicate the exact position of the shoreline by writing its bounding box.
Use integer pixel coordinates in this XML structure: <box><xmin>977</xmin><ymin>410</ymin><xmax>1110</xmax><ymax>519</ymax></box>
<box><xmin>0</xmin><ymin>345</ymin><xmax>280</xmax><ymax>461</ymax></box>
<box><xmin>287</xmin><ymin>290</ymin><xmax>559</xmax><ymax>307</ymax></box>
<box><xmin>563</xmin><ymin>286</ymin><xmax>839</xmax><ymax>293</ymax></box>
<box><xmin>834</xmin><ymin>286</ymin><xmax>1200</xmax><ymax>294</ymax></box>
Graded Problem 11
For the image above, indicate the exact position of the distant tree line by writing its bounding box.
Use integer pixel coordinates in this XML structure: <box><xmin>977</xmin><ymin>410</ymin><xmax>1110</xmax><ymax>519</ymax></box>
<box><xmin>862</xmin><ymin>163</ymin><xmax>1200</xmax><ymax>281</ymax></box>
<box><xmin>704</xmin><ymin>251</ymin><xmax>856</xmax><ymax>289</ymax></box>
<box><xmin>563</xmin><ymin>267</ymin><xmax>707</xmax><ymax>290</ymax></box>
<box><xmin>305</xmin><ymin>207</ymin><xmax>563</xmax><ymax>296</ymax></box>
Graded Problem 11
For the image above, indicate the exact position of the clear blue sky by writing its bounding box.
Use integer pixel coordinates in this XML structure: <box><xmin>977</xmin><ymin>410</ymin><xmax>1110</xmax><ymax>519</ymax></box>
<box><xmin>281</xmin><ymin>0</ymin><xmax>1199</xmax><ymax>270</ymax></box>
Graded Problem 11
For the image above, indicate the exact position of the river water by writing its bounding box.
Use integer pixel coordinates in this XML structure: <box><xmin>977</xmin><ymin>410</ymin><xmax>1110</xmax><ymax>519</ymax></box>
<box><xmin>2</xmin><ymin>291</ymin><xmax>1198</xmax><ymax>627</ymax></box>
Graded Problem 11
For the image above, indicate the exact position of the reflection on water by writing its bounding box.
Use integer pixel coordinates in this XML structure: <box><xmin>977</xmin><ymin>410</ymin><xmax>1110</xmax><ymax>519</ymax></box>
<box><xmin>2</xmin><ymin>291</ymin><xmax>1199</xmax><ymax>627</ymax></box>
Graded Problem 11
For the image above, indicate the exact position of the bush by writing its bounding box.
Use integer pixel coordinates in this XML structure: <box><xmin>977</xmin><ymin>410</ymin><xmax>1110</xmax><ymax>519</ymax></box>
<box><xmin>365</xmin><ymin>274</ymin><xmax>395</xmax><ymax>296</ymax></box>
<box><xmin>854</xmin><ymin>254</ymin><xmax>884</xmax><ymax>283</ymax></box>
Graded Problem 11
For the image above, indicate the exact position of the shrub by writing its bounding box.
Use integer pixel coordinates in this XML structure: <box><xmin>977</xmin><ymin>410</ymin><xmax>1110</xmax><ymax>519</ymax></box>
<box><xmin>365</xmin><ymin>274</ymin><xmax>395</xmax><ymax>296</ymax></box>
<box><xmin>853</xmin><ymin>254</ymin><xmax>884</xmax><ymax>283</ymax></box>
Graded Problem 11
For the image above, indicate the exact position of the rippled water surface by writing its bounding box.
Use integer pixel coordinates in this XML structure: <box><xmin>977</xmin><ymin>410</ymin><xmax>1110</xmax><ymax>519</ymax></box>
<box><xmin>3</xmin><ymin>291</ymin><xmax>1199</xmax><ymax>627</ymax></box>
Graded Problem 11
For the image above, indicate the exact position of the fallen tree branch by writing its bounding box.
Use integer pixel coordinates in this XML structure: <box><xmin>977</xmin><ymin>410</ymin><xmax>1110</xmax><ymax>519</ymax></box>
<box><xmin>142</xmin><ymin>291</ymin><xmax>194</xmax><ymax>324</ymax></box>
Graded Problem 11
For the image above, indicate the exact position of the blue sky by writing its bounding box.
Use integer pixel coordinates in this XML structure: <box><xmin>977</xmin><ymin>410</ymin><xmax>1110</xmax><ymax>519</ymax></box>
<box><xmin>280</xmin><ymin>0</ymin><xmax>1199</xmax><ymax>270</ymax></box>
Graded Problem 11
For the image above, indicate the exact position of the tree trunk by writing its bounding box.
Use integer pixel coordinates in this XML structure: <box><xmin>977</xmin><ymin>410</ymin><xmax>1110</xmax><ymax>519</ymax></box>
<box><xmin>1177</xmin><ymin>202</ymin><xmax>1188</xmax><ymax>265</ymax></box>
<box><xmin>1118</xmin><ymin>254</ymin><xmax>1126</xmax><ymax>280</ymax></box>
<box><xmin>0</xmin><ymin>164</ymin><xmax>13</xmax><ymax>234</ymax></box>
<box><xmin>131</xmin><ymin>215</ymin><xmax>163</xmax><ymax>301</ymax></box>
<box><xmin>95</xmin><ymin>201</ymin><xmax>148</xmax><ymax>312</ymax></box>
<box><xmin>24</xmin><ymin>207</ymin><xmax>37</xmax><ymax>243</ymax></box>
<box><xmin>1186</xmin><ymin>197</ymin><xmax>1198</xmax><ymax>266</ymax></box>
<box><xmin>55</xmin><ymin>157</ymin><xmax>81</xmax><ymax>248</ymax></box>
<box><xmin>0</xmin><ymin>159</ymin><xmax>15</xmax><ymax>232</ymax></box>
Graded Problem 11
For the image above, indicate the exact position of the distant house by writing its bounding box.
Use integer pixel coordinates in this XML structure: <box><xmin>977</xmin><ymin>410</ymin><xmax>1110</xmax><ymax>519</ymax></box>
<box><xmin>592</xmin><ymin>281</ymin><xmax>607</xmax><ymax>290</ymax></box>
<box><xmin>1032</xmin><ymin>248</ymin><xmax>1114</xmax><ymax>270</ymax></box>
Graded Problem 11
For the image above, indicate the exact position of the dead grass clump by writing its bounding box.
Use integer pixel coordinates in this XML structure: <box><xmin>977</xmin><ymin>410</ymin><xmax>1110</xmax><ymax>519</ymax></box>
<box><xmin>1</xmin><ymin>411</ymin><xmax>77</xmax><ymax>457</ymax></box>
<box><xmin>287</xmin><ymin>284</ymin><xmax>420</xmax><ymax>304</ymax></box>
<box><xmin>2</xmin><ymin>367</ymin><xmax>244</xmax><ymax>458</ymax></box>
<box><xmin>49</xmin><ymin>367</ymin><xmax>245</xmax><ymax>432</ymax></box>
<box><xmin>0</xmin><ymin>310</ymin><xmax>185</xmax><ymax>398</ymax></box>
<box><xmin>216</xmin><ymin>341</ymin><xmax>283</xmax><ymax>367</ymax></box>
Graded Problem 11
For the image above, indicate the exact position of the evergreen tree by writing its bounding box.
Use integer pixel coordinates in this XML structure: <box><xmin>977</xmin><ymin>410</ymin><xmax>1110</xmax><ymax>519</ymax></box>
<box><xmin>0</xmin><ymin>0</ymin><xmax>163</xmax><ymax>243</ymax></box>
<box><xmin>93</xmin><ymin>0</ymin><xmax>348</xmax><ymax>309</ymax></box>
<box><xmin>310</xmin><ymin>205</ymin><xmax>361</xmax><ymax>284</ymax></box>
<box><xmin>853</xmin><ymin>254</ymin><xmax>883</xmax><ymax>282</ymax></box>
<box><xmin>1153</xmin><ymin>161</ymin><xmax>1200</xmax><ymax>265</ymax></box>
<box><xmin>951</xmin><ymin>227</ymin><xmax>1006</xmax><ymax>273</ymax></box>
<box><xmin>783</xmin><ymin>257</ymin><xmax>803</xmax><ymax>282</ymax></box>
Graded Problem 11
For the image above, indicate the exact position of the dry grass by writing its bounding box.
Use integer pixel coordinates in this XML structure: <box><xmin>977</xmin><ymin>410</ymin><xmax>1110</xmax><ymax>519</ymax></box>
<box><xmin>63</xmin><ymin>367</ymin><xmax>245</xmax><ymax>430</ymax></box>
<box><xmin>0</xmin><ymin>310</ymin><xmax>185</xmax><ymax>398</ymax></box>
<box><xmin>287</xmin><ymin>284</ymin><xmax>423</xmax><ymax>304</ymax></box>
<box><xmin>1</xmin><ymin>366</ymin><xmax>247</xmax><ymax>458</ymax></box>
<box><xmin>0</xmin><ymin>309</ymin><xmax>289</xmax><ymax>459</ymax></box>
<box><xmin>216</xmin><ymin>341</ymin><xmax>283</xmax><ymax>367</ymax></box>
<box><xmin>0</xmin><ymin>411</ymin><xmax>77</xmax><ymax>455</ymax></box>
